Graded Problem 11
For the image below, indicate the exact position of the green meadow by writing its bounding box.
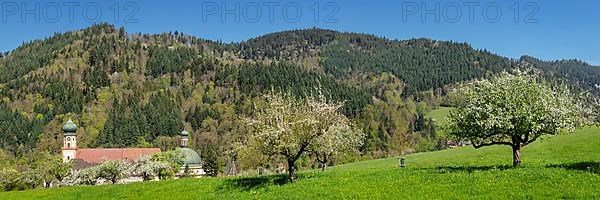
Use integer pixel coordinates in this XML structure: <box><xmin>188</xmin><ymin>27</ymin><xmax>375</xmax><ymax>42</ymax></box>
<box><xmin>2</xmin><ymin>126</ymin><xmax>598</xmax><ymax>199</ymax></box>
<box><xmin>426</xmin><ymin>106</ymin><xmax>454</xmax><ymax>126</ymax></box>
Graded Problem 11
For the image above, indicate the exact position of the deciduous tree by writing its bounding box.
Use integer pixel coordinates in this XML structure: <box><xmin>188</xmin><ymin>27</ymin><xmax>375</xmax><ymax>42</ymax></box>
<box><xmin>75</xmin><ymin>166</ymin><xmax>100</xmax><ymax>185</ymax></box>
<box><xmin>150</xmin><ymin>150</ymin><xmax>184</xmax><ymax>179</ymax></box>
<box><xmin>447</xmin><ymin>71</ymin><xmax>583</xmax><ymax>166</ymax></box>
<box><xmin>311</xmin><ymin>120</ymin><xmax>364</xmax><ymax>171</ymax></box>
<box><xmin>97</xmin><ymin>160</ymin><xmax>131</xmax><ymax>184</ymax></box>
<box><xmin>133</xmin><ymin>157</ymin><xmax>168</xmax><ymax>181</ymax></box>
<box><xmin>244</xmin><ymin>91</ymin><xmax>353</xmax><ymax>181</ymax></box>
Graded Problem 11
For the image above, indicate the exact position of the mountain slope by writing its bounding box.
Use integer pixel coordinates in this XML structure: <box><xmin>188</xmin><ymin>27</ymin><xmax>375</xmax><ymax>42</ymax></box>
<box><xmin>521</xmin><ymin>55</ymin><xmax>600</xmax><ymax>95</ymax></box>
<box><xmin>0</xmin><ymin>24</ymin><xmax>598</xmax><ymax>162</ymax></box>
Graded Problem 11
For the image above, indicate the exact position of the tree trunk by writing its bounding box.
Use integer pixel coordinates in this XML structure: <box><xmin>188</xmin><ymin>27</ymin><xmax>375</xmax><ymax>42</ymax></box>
<box><xmin>287</xmin><ymin>158</ymin><xmax>296</xmax><ymax>182</ymax></box>
<box><xmin>321</xmin><ymin>162</ymin><xmax>328</xmax><ymax>172</ymax></box>
<box><xmin>317</xmin><ymin>154</ymin><xmax>328</xmax><ymax>172</ymax></box>
<box><xmin>512</xmin><ymin>145</ymin><xmax>522</xmax><ymax>167</ymax></box>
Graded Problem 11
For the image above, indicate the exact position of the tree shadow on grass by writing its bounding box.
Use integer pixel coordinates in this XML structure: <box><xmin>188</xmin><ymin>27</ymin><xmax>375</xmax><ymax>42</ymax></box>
<box><xmin>419</xmin><ymin>164</ymin><xmax>514</xmax><ymax>174</ymax></box>
<box><xmin>547</xmin><ymin>162</ymin><xmax>600</xmax><ymax>174</ymax></box>
<box><xmin>218</xmin><ymin>174</ymin><xmax>291</xmax><ymax>191</ymax></box>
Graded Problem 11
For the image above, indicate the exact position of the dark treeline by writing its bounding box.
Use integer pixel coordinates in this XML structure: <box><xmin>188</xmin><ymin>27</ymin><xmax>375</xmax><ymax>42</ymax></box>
<box><xmin>520</xmin><ymin>55</ymin><xmax>600</xmax><ymax>95</ymax></box>
<box><xmin>0</xmin><ymin>103</ymin><xmax>45</xmax><ymax>157</ymax></box>
<box><xmin>215</xmin><ymin>62</ymin><xmax>370</xmax><ymax>117</ymax></box>
<box><xmin>320</xmin><ymin>39</ymin><xmax>513</xmax><ymax>96</ymax></box>
<box><xmin>94</xmin><ymin>91</ymin><xmax>184</xmax><ymax>148</ymax></box>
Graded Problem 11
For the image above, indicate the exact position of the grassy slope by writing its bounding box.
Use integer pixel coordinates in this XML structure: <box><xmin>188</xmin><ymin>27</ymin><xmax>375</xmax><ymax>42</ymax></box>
<box><xmin>426</xmin><ymin>106</ymin><xmax>454</xmax><ymax>137</ymax></box>
<box><xmin>3</xmin><ymin>126</ymin><xmax>599</xmax><ymax>199</ymax></box>
<box><xmin>426</xmin><ymin>106</ymin><xmax>454</xmax><ymax>126</ymax></box>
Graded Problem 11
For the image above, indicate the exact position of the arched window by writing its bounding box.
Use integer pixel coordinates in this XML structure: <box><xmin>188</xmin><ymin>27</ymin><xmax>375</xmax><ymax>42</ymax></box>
<box><xmin>67</xmin><ymin>156</ymin><xmax>70</xmax><ymax>160</ymax></box>
<box><xmin>67</xmin><ymin>143</ymin><xmax>70</xmax><ymax>148</ymax></box>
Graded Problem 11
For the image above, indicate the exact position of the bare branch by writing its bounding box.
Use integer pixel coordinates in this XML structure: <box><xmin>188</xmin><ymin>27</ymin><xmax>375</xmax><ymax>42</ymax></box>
<box><xmin>472</xmin><ymin>141</ymin><xmax>513</xmax><ymax>148</ymax></box>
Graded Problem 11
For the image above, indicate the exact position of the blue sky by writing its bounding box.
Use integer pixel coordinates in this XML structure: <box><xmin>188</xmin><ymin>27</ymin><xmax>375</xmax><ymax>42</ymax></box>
<box><xmin>1</xmin><ymin>0</ymin><xmax>599</xmax><ymax>65</ymax></box>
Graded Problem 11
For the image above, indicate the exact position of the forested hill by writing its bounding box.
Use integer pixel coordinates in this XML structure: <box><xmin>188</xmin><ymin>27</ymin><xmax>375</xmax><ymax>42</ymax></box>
<box><xmin>0</xmin><ymin>24</ymin><xmax>598</xmax><ymax>163</ymax></box>
<box><xmin>519</xmin><ymin>55</ymin><xmax>600</xmax><ymax>94</ymax></box>
<box><xmin>233</xmin><ymin>29</ymin><xmax>599</xmax><ymax>95</ymax></box>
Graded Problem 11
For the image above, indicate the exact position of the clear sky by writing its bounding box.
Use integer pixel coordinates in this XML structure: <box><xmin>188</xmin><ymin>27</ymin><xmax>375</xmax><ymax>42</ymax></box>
<box><xmin>1</xmin><ymin>0</ymin><xmax>599</xmax><ymax>65</ymax></box>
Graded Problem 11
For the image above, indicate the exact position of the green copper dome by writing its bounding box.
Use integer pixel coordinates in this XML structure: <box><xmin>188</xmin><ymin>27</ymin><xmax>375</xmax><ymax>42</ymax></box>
<box><xmin>181</xmin><ymin>130</ymin><xmax>189</xmax><ymax>136</ymax></box>
<box><xmin>63</xmin><ymin>118</ymin><xmax>78</xmax><ymax>133</ymax></box>
<box><xmin>178</xmin><ymin>148</ymin><xmax>201</xmax><ymax>165</ymax></box>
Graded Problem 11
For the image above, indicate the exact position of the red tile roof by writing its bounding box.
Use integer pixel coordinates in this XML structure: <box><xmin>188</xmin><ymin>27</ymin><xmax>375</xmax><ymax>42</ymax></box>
<box><xmin>76</xmin><ymin>148</ymin><xmax>161</xmax><ymax>164</ymax></box>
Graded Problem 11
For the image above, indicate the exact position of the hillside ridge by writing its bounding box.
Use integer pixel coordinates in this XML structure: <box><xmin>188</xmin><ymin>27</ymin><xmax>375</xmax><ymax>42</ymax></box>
<box><xmin>0</xmin><ymin>23</ymin><xmax>597</xmax><ymax>163</ymax></box>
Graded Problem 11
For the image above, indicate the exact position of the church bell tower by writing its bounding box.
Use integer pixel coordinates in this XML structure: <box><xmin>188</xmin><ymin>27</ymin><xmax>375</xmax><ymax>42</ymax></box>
<box><xmin>62</xmin><ymin>118</ymin><xmax>78</xmax><ymax>162</ymax></box>
<box><xmin>181</xmin><ymin>130</ymin><xmax>189</xmax><ymax>147</ymax></box>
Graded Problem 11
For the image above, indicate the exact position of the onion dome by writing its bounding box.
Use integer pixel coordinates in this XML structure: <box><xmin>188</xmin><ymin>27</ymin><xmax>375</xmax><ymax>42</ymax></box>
<box><xmin>63</xmin><ymin>118</ymin><xmax>78</xmax><ymax>134</ymax></box>
<box><xmin>181</xmin><ymin>130</ymin><xmax>189</xmax><ymax>136</ymax></box>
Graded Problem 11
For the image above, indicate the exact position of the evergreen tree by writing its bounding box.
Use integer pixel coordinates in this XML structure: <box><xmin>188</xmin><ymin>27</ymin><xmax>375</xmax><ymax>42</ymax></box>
<box><xmin>202</xmin><ymin>143</ymin><xmax>219</xmax><ymax>177</ymax></box>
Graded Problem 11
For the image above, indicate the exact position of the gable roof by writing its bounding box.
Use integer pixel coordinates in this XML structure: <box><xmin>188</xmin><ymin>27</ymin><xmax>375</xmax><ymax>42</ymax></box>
<box><xmin>76</xmin><ymin>148</ymin><xmax>161</xmax><ymax>164</ymax></box>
